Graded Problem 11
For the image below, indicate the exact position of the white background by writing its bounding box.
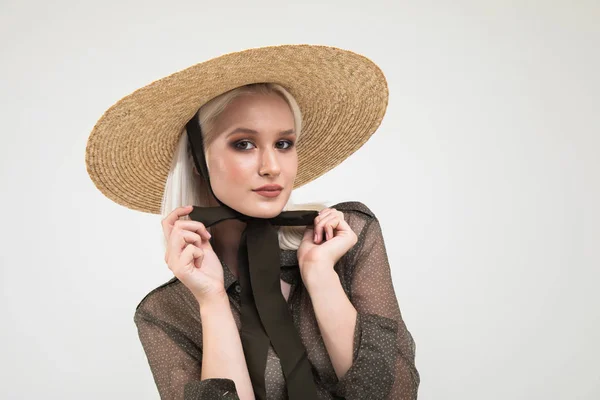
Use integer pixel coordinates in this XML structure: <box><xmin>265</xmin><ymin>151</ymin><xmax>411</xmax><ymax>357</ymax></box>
<box><xmin>1</xmin><ymin>0</ymin><xmax>599</xmax><ymax>399</ymax></box>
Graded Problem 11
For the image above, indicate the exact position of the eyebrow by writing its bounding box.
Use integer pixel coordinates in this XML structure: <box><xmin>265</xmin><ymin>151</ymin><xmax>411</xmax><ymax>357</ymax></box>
<box><xmin>226</xmin><ymin>127</ymin><xmax>296</xmax><ymax>137</ymax></box>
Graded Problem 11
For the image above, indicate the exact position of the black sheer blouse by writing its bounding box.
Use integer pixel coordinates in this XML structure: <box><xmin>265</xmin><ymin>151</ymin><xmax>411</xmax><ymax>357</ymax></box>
<box><xmin>134</xmin><ymin>201</ymin><xmax>420</xmax><ymax>399</ymax></box>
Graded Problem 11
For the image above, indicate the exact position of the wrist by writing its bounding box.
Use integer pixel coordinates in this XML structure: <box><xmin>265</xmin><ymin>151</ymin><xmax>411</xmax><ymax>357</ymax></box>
<box><xmin>302</xmin><ymin>265</ymin><xmax>340</xmax><ymax>293</ymax></box>
<box><xmin>197</xmin><ymin>291</ymin><xmax>229</xmax><ymax>315</ymax></box>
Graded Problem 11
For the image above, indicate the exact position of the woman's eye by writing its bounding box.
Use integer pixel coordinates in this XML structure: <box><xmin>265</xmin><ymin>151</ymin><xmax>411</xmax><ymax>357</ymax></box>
<box><xmin>234</xmin><ymin>140</ymin><xmax>255</xmax><ymax>150</ymax></box>
<box><xmin>276</xmin><ymin>140</ymin><xmax>295</xmax><ymax>150</ymax></box>
<box><xmin>233</xmin><ymin>140</ymin><xmax>295</xmax><ymax>151</ymax></box>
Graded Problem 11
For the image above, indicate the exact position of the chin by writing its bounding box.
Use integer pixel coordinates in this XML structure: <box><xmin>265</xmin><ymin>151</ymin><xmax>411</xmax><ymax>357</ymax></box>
<box><xmin>218</xmin><ymin>190</ymin><xmax>290</xmax><ymax>218</ymax></box>
<box><xmin>238</xmin><ymin>193</ymin><xmax>289</xmax><ymax>218</ymax></box>
<box><xmin>248</xmin><ymin>202</ymin><xmax>285</xmax><ymax>218</ymax></box>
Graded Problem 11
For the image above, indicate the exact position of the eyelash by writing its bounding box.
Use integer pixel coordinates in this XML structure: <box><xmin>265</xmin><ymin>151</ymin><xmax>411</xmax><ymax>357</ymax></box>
<box><xmin>232</xmin><ymin>140</ymin><xmax>295</xmax><ymax>151</ymax></box>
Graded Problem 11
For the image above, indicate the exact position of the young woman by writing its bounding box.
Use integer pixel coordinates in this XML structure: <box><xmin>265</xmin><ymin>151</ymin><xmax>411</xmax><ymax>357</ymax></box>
<box><xmin>86</xmin><ymin>45</ymin><xmax>419</xmax><ymax>400</ymax></box>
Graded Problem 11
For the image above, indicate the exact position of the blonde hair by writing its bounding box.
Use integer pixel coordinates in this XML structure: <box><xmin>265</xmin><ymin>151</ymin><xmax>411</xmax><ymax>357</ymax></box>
<box><xmin>160</xmin><ymin>83</ymin><xmax>328</xmax><ymax>250</ymax></box>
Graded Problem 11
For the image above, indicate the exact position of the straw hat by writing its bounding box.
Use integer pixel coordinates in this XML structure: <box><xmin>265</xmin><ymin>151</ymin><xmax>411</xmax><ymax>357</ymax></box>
<box><xmin>85</xmin><ymin>44</ymin><xmax>389</xmax><ymax>214</ymax></box>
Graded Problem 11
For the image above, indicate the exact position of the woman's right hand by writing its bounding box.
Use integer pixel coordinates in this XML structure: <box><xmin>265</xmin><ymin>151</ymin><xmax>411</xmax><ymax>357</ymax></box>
<box><xmin>162</xmin><ymin>205</ymin><xmax>226</xmax><ymax>303</ymax></box>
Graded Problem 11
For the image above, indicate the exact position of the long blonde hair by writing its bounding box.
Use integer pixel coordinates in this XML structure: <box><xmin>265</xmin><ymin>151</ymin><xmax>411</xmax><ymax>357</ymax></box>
<box><xmin>160</xmin><ymin>83</ymin><xmax>327</xmax><ymax>250</ymax></box>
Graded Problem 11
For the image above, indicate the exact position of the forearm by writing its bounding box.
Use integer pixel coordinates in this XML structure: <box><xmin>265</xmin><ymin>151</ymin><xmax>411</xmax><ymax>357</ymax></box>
<box><xmin>198</xmin><ymin>294</ymin><xmax>255</xmax><ymax>400</ymax></box>
<box><xmin>304</xmin><ymin>267</ymin><xmax>357</xmax><ymax>379</ymax></box>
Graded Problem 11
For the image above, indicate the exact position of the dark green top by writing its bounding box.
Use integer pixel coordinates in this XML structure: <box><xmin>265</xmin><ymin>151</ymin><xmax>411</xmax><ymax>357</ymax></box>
<box><xmin>134</xmin><ymin>201</ymin><xmax>420</xmax><ymax>399</ymax></box>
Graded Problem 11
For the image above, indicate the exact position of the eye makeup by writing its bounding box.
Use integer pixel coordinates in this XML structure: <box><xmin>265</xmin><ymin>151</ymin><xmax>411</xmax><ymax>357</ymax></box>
<box><xmin>231</xmin><ymin>139</ymin><xmax>296</xmax><ymax>151</ymax></box>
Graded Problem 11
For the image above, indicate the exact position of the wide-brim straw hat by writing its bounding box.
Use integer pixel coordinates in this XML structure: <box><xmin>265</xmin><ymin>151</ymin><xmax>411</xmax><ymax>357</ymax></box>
<box><xmin>85</xmin><ymin>44</ymin><xmax>389</xmax><ymax>214</ymax></box>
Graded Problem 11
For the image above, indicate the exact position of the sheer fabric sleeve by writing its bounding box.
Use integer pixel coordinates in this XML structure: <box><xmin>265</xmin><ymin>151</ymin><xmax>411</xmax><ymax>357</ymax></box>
<box><xmin>134</xmin><ymin>295</ymin><xmax>240</xmax><ymax>399</ymax></box>
<box><xmin>333</xmin><ymin>213</ymin><xmax>420</xmax><ymax>400</ymax></box>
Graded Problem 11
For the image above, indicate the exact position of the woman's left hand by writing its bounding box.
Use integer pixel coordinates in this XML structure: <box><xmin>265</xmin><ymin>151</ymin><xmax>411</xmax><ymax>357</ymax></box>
<box><xmin>297</xmin><ymin>208</ymin><xmax>358</xmax><ymax>280</ymax></box>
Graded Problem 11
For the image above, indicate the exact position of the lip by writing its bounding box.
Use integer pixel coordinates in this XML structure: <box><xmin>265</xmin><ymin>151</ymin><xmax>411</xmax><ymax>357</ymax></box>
<box><xmin>254</xmin><ymin>184</ymin><xmax>283</xmax><ymax>191</ymax></box>
<box><xmin>254</xmin><ymin>189</ymin><xmax>282</xmax><ymax>198</ymax></box>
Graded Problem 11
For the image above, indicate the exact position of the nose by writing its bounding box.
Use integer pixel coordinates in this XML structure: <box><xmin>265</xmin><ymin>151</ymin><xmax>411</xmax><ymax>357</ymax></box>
<box><xmin>259</xmin><ymin>148</ymin><xmax>281</xmax><ymax>177</ymax></box>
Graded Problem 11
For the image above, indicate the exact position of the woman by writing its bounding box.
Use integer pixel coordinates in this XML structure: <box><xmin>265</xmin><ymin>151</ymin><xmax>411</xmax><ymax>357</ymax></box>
<box><xmin>86</xmin><ymin>45</ymin><xmax>419</xmax><ymax>400</ymax></box>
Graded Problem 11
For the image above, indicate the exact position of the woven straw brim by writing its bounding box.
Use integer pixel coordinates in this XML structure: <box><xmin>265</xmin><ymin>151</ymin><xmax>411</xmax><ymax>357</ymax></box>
<box><xmin>85</xmin><ymin>44</ymin><xmax>388</xmax><ymax>214</ymax></box>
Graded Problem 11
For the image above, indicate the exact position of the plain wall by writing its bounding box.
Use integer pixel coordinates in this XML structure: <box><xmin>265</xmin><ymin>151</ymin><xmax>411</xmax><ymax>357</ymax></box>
<box><xmin>1</xmin><ymin>0</ymin><xmax>598</xmax><ymax>399</ymax></box>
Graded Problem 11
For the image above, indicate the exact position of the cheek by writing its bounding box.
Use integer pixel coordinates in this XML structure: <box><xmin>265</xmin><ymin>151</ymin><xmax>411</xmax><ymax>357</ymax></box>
<box><xmin>210</xmin><ymin>155</ymin><xmax>252</xmax><ymax>184</ymax></box>
<box><xmin>286</xmin><ymin>153</ymin><xmax>299</xmax><ymax>177</ymax></box>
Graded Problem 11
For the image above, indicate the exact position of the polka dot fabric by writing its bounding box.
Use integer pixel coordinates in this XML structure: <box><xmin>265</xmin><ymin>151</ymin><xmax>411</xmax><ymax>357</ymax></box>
<box><xmin>134</xmin><ymin>201</ymin><xmax>420</xmax><ymax>399</ymax></box>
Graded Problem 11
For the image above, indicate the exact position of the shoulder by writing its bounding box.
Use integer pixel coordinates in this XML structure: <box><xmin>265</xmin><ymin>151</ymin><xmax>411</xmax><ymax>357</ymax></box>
<box><xmin>135</xmin><ymin>276</ymin><xmax>178</xmax><ymax>311</ymax></box>
<box><xmin>134</xmin><ymin>276</ymin><xmax>198</xmax><ymax>322</ymax></box>
<box><xmin>328</xmin><ymin>202</ymin><xmax>384</xmax><ymax>292</ymax></box>
<box><xmin>133</xmin><ymin>277</ymin><xmax>204</xmax><ymax>359</ymax></box>
<box><xmin>330</xmin><ymin>201</ymin><xmax>380</xmax><ymax>237</ymax></box>
<box><xmin>330</xmin><ymin>200</ymin><xmax>376</xmax><ymax>219</ymax></box>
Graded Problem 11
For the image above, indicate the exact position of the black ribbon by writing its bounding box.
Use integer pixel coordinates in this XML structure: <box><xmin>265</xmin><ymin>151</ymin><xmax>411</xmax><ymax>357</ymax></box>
<box><xmin>186</xmin><ymin>113</ymin><xmax>319</xmax><ymax>400</ymax></box>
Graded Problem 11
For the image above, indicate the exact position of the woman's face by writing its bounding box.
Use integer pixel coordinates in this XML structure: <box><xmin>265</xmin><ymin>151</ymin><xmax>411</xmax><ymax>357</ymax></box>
<box><xmin>204</xmin><ymin>93</ymin><xmax>298</xmax><ymax>218</ymax></box>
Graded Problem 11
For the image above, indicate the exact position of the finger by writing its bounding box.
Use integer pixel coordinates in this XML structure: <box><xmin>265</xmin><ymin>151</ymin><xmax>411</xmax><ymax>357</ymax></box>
<box><xmin>314</xmin><ymin>215</ymin><xmax>326</xmax><ymax>243</ymax></box>
<box><xmin>164</xmin><ymin>227</ymin><xmax>200</xmax><ymax>264</ymax></box>
<box><xmin>325</xmin><ymin>222</ymin><xmax>335</xmax><ymax>241</ymax></box>
<box><xmin>314</xmin><ymin>214</ymin><xmax>339</xmax><ymax>243</ymax></box>
<box><xmin>316</xmin><ymin>208</ymin><xmax>334</xmax><ymax>220</ymax></box>
<box><xmin>324</xmin><ymin>216</ymin><xmax>341</xmax><ymax>241</ymax></box>
<box><xmin>179</xmin><ymin>244</ymin><xmax>204</xmax><ymax>271</ymax></box>
<box><xmin>314</xmin><ymin>208</ymin><xmax>339</xmax><ymax>231</ymax></box>
<box><xmin>162</xmin><ymin>205</ymin><xmax>193</xmax><ymax>239</ymax></box>
<box><xmin>313</xmin><ymin>216</ymin><xmax>321</xmax><ymax>243</ymax></box>
<box><xmin>173</xmin><ymin>220</ymin><xmax>211</xmax><ymax>241</ymax></box>
<box><xmin>336</xmin><ymin>217</ymin><xmax>352</xmax><ymax>233</ymax></box>
<box><xmin>169</xmin><ymin>230</ymin><xmax>202</xmax><ymax>260</ymax></box>
<box><xmin>329</xmin><ymin>218</ymin><xmax>356</xmax><ymax>245</ymax></box>
<box><xmin>318</xmin><ymin>207</ymin><xmax>333</xmax><ymax>214</ymax></box>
